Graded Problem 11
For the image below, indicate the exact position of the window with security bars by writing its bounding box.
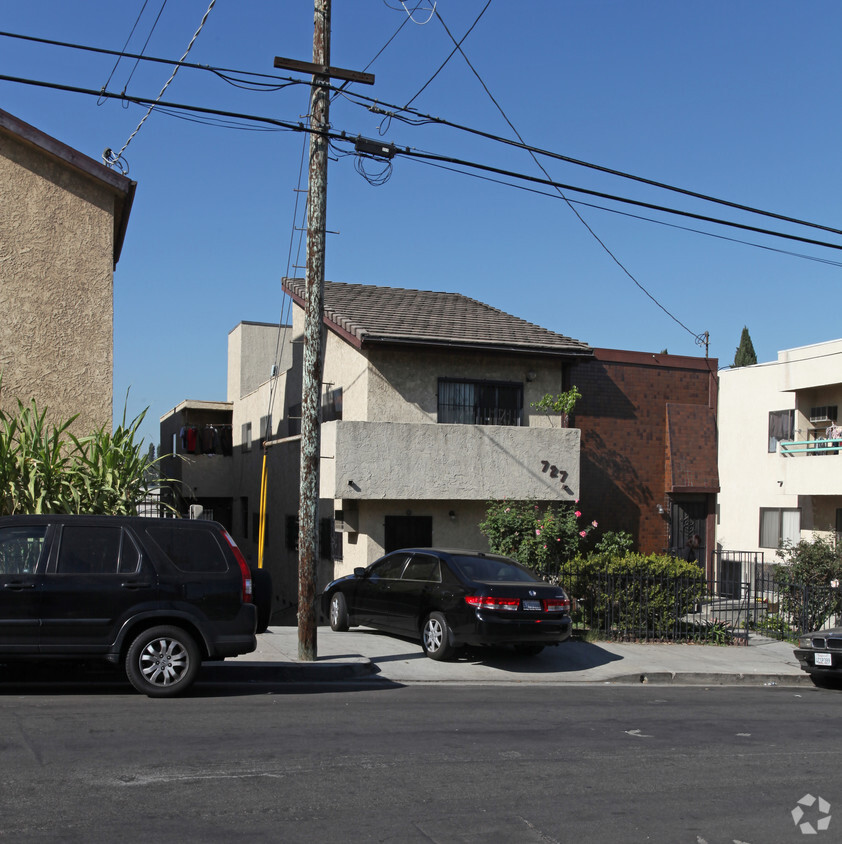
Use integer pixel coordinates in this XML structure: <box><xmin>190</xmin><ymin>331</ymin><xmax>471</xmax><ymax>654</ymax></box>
<box><xmin>437</xmin><ymin>379</ymin><xmax>522</xmax><ymax>426</ymax></box>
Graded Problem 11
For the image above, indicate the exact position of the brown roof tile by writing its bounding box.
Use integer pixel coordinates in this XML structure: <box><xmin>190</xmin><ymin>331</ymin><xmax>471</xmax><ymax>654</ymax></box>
<box><xmin>283</xmin><ymin>279</ymin><xmax>591</xmax><ymax>358</ymax></box>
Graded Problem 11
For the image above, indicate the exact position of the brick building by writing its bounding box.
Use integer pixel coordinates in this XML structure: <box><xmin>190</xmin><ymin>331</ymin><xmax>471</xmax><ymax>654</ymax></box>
<box><xmin>570</xmin><ymin>348</ymin><xmax>719</xmax><ymax>572</ymax></box>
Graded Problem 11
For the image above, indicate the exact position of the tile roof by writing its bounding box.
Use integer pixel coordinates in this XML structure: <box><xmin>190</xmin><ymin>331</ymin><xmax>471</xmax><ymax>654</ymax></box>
<box><xmin>282</xmin><ymin>279</ymin><xmax>592</xmax><ymax>358</ymax></box>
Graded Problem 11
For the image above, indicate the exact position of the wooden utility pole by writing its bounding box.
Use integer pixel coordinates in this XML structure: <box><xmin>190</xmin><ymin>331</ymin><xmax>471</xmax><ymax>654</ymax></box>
<box><xmin>274</xmin><ymin>1</ymin><xmax>373</xmax><ymax>662</ymax></box>
<box><xmin>296</xmin><ymin>0</ymin><xmax>331</xmax><ymax>662</ymax></box>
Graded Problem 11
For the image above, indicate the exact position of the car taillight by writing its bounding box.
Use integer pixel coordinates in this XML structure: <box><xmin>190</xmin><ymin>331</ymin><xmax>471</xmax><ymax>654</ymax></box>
<box><xmin>220</xmin><ymin>529</ymin><xmax>253</xmax><ymax>604</ymax></box>
<box><xmin>543</xmin><ymin>598</ymin><xmax>570</xmax><ymax>613</ymax></box>
<box><xmin>464</xmin><ymin>596</ymin><xmax>520</xmax><ymax>611</ymax></box>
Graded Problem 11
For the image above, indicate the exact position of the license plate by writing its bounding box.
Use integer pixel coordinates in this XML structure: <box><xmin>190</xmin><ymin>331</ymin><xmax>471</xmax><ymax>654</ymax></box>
<box><xmin>522</xmin><ymin>600</ymin><xmax>541</xmax><ymax>611</ymax></box>
<box><xmin>815</xmin><ymin>652</ymin><xmax>833</xmax><ymax>667</ymax></box>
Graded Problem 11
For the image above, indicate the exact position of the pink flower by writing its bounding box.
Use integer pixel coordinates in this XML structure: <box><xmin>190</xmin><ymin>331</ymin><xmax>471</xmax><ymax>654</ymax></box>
<box><xmin>543</xmin><ymin>545</ymin><xmax>547</xmax><ymax>549</ymax></box>
<box><xmin>575</xmin><ymin>511</ymin><xmax>582</xmax><ymax>518</ymax></box>
<box><xmin>557</xmin><ymin>538</ymin><xmax>561</xmax><ymax>542</ymax></box>
<box><xmin>579</xmin><ymin>530</ymin><xmax>586</xmax><ymax>537</ymax></box>
<box><xmin>592</xmin><ymin>520</ymin><xmax>598</xmax><ymax>528</ymax></box>
<box><xmin>535</xmin><ymin>529</ymin><xmax>541</xmax><ymax>536</ymax></box>
<box><xmin>504</xmin><ymin>507</ymin><xmax>510</xmax><ymax>513</ymax></box>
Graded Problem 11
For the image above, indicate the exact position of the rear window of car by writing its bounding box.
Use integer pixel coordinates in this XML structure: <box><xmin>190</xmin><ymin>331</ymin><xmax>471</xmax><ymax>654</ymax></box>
<box><xmin>144</xmin><ymin>524</ymin><xmax>228</xmax><ymax>573</ymax></box>
<box><xmin>449</xmin><ymin>555</ymin><xmax>537</xmax><ymax>583</ymax></box>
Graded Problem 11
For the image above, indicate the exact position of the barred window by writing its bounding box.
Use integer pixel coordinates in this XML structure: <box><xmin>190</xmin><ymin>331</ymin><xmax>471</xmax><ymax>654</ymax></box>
<box><xmin>437</xmin><ymin>379</ymin><xmax>522</xmax><ymax>426</ymax></box>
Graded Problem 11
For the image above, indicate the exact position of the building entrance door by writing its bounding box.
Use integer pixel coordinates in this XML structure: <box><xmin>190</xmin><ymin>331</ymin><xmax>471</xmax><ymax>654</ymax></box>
<box><xmin>669</xmin><ymin>496</ymin><xmax>707</xmax><ymax>568</ymax></box>
<box><xmin>384</xmin><ymin>516</ymin><xmax>432</xmax><ymax>553</ymax></box>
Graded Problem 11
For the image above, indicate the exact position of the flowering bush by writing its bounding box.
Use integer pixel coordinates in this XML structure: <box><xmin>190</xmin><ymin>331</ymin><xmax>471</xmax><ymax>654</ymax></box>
<box><xmin>479</xmin><ymin>500</ymin><xmax>597</xmax><ymax>577</ymax></box>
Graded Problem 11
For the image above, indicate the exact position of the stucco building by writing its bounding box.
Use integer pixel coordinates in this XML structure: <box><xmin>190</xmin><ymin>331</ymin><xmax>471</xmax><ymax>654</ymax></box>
<box><xmin>161</xmin><ymin>280</ymin><xmax>719</xmax><ymax>618</ymax></box>
<box><xmin>0</xmin><ymin>108</ymin><xmax>135</xmax><ymax>434</ymax></box>
<box><xmin>717</xmin><ymin>338</ymin><xmax>842</xmax><ymax>577</ymax></box>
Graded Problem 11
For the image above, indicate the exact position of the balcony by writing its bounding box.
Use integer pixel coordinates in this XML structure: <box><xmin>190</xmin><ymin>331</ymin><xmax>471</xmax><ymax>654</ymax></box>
<box><xmin>779</xmin><ymin>438</ymin><xmax>842</xmax><ymax>496</ymax></box>
<box><xmin>320</xmin><ymin>420</ymin><xmax>580</xmax><ymax>502</ymax></box>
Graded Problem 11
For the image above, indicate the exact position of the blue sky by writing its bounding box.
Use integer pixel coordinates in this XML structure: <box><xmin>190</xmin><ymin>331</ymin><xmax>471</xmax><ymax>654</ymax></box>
<box><xmin>2</xmin><ymin>1</ymin><xmax>840</xmax><ymax>448</ymax></box>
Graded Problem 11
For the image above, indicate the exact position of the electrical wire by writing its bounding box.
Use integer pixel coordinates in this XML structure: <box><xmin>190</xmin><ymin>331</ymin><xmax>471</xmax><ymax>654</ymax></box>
<box><xmin>103</xmin><ymin>0</ymin><xmax>217</xmax><ymax>169</ymax></box>
<box><xmin>402</xmin><ymin>0</ymin><xmax>490</xmax><ymax>110</ymax></box>
<box><xmin>98</xmin><ymin>0</ymin><xmax>153</xmax><ymax>104</ymax></box>
<box><xmin>410</xmin><ymin>156</ymin><xmax>842</xmax><ymax>268</ymax></box>
<box><xmin>120</xmin><ymin>0</ymin><xmax>169</xmax><ymax>96</ymax></box>
<box><xmin>4</xmin><ymin>28</ymin><xmax>840</xmax><ymax>240</ymax></box>
<box><xmin>3</xmin><ymin>70</ymin><xmax>841</xmax><ymax>257</ymax></box>
<box><xmin>430</xmin><ymin>5</ymin><xmax>700</xmax><ymax>342</ymax></box>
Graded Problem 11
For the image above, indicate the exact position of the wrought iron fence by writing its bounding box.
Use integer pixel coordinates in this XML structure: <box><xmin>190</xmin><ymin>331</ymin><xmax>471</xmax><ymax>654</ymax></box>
<box><xmin>554</xmin><ymin>554</ymin><xmax>842</xmax><ymax>644</ymax></box>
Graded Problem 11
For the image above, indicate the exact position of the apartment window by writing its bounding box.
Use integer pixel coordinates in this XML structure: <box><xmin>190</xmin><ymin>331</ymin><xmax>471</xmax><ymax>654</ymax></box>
<box><xmin>242</xmin><ymin>422</ymin><xmax>252</xmax><ymax>453</ymax></box>
<box><xmin>260</xmin><ymin>414</ymin><xmax>273</xmax><ymax>446</ymax></box>
<box><xmin>285</xmin><ymin>515</ymin><xmax>335</xmax><ymax>560</ymax></box>
<box><xmin>288</xmin><ymin>403</ymin><xmax>302</xmax><ymax>437</ymax></box>
<box><xmin>759</xmin><ymin>508</ymin><xmax>801</xmax><ymax>548</ymax></box>
<box><xmin>768</xmin><ymin>409</ymin><xmax>794</xmax><ymax>453</ymax></box>
<box><xmin>438</xmin><ymin>379</ymin><xmax>522</xmax><ymax>426</ymax></box>
<box><xmin>322</xmin><ymin>387</ymin><xmax>343</xmax><ymax>423</ymax></box>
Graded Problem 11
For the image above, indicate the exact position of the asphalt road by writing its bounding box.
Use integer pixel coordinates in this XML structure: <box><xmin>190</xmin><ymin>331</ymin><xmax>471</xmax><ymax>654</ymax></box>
<box><xmin>0</xmin><ymin>674</ymin><xmax>839</xmax><ymax>843</ymax></box>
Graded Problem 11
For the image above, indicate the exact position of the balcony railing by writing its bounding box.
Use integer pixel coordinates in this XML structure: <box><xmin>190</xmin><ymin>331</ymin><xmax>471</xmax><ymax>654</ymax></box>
<box><xmin>780</xmin><ymin>438</ymin><xmax>842</xmax><ymax>457</ymax></box>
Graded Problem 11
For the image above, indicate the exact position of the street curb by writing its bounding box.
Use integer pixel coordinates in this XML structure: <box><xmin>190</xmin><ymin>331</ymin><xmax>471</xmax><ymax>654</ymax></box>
<box><xmin>200</xmin><ymin>658</ymin><xmax>377</xmax><ymax>684</ymax></box>
<box><xmin>604</xmin><ymin>671</ymin><xmax>813</xmax><ymax>687</ymax></box>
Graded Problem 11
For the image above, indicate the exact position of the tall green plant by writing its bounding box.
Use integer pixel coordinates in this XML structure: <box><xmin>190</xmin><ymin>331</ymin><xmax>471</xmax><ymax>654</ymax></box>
<box><xmin>0</xmin><ymin>380</ymin><xmax>172</xmax><ymax>516</ymax></box>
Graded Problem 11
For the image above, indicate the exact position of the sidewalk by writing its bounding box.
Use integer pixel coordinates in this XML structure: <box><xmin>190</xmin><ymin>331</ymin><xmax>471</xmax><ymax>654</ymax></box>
<box><xmin>213</xmin><ymin>625</ymin><xmax>810</xmax><ymax>687</ymax></box>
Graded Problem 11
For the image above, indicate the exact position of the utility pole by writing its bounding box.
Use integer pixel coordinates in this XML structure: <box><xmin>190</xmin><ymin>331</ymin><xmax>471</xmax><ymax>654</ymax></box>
<box><xmin>274</xmin><ymin>1</ymin><xmax>374</xmax><ymax>662</ymax></box>
<box><xmin>296</xmin><ymin>0</ymin><xmax>331</xmax><ymax>662</ymax></box>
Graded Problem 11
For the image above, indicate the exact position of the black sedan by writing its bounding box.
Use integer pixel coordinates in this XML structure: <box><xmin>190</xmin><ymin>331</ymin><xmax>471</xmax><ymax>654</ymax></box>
<box><xmin>794</xmin><ymin>628</ymin><xmax>842</xmax><ymax>685</ymax></box>
<box><xmin>321</xmin><ymin>548</ymin><xmax>573</xmax><ymax>660</ymax></box>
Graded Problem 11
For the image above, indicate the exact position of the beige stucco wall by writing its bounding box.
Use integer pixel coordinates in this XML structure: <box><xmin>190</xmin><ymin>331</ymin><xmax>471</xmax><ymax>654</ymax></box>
<box><xmin>0</xmin><ymin>130</ymin><xmax>116</xmax><ymax>434</ymax></box>
<box><xmin>717</xmin><ymin>339</ymin><xmax>842</xmax><ymax>559</ymax></box>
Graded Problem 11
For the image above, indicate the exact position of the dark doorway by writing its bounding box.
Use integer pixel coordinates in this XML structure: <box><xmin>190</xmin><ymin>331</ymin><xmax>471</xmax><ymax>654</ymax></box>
<box><xmin>669</xmin><ymin>496</ymin><xmax>707</xmax><ymax>567</ymax></box>
<box><xmin>384</xmin><ymin>516</ymin><xmax>432</xmax><ymax>553</ymax></box>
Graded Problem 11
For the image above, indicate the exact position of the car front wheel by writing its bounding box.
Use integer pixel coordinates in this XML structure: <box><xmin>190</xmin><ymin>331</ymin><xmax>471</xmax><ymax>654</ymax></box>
<box><xmin>422</xmin><ymin>612</ymin><xmax>454</xmax><ymax>661</ymax></box>
<box><xmin>125</xmin><ymin>626</ymin><xmax>201</xmax><ymax>697</ymax></box>
<box><xmin>329</xmin><ymin>592</ymin><xmax>350</xmax><ymax>632</ymax></box>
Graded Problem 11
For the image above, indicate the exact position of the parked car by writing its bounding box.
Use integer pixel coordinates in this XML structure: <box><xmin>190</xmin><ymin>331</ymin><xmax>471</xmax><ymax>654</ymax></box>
<box><xmin>0</xmin><ymin>514</ymin><xmax>258</xmax><ymax>696</ymax></box>
<box><xmin>322</xmin><ymin>548</ymin><xmax>573</xmax><ymax>660</ymax></box>
<box><xmin>794</xmin><ymin>628</ymin><xmax>842</xmax><ymax>685</ymax></box>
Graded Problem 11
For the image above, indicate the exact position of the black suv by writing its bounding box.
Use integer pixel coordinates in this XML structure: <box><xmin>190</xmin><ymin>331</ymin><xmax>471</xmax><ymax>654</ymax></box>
<box><xmin>0</xmin><ymin>515</ymin><xmax>258</xmax><ymax>696</ymax></box>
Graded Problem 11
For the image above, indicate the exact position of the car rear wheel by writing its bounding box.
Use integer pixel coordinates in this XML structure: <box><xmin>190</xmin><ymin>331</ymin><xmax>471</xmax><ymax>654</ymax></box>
<box><xmin>329</xmin><ymin>592</ymin><xmax>350</xmax><ymax>632</ymax></box>
<box><xmin>422</xmin><ymin>612</ymin><xmax>454</xmax><ymax>661</ymax></box>
<box><xmin>125</xmin><ymin>626</ymin><xmax>201</xmax><ymax>697</ymax></box>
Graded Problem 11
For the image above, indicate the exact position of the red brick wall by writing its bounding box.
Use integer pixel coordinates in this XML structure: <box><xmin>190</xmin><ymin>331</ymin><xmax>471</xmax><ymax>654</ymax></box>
<box><xmin>568</xmin><ymin>349</ymin><xmax>718</xmax><ymax>555</ymax></box>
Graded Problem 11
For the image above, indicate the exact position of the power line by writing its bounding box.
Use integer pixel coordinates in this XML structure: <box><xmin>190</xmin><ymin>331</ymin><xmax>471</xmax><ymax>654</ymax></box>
<box><xmin>411</xmin><ymin>156</ymin><xmax>842</xmax><ymax>268</ymax></box>
<box><xmin>2</xmin><ymin>70</ymin><xmax>841</xmax><ymax>257</ymax></box>
<box><xmin>5</xmin><ymin>27</ymin><xmax>841</xmax><ymax>240</ymax></box>
<box><xmin>104</xmin><ymin>0</ymin><xmax>218</xmax><ymax>169</ymax></box>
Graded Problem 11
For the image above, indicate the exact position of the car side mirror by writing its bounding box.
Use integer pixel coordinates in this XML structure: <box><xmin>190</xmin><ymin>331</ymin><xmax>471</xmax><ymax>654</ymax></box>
<box><xmin>354</xmin><ymin>567</ymin><xmax>366</xmax><ymax>578</ymax></box>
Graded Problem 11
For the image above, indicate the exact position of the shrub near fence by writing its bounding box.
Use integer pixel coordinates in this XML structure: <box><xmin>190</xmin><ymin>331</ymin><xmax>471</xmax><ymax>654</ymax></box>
<box><xmin>558</xmin><ymin>553</ymin><xmax>707</xmax><ymax>641</ymax></box>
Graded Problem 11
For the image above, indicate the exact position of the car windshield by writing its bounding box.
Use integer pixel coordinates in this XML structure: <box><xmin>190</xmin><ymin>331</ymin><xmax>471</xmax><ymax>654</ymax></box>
<box><xmin>449</xmin><ymin>555</ymin><xmax>538</xmax><ymax>583</ymax></box>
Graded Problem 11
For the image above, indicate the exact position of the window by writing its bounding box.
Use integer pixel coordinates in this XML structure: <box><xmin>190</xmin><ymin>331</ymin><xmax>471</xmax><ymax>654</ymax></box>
<box><xmin>768</xmin><ymin>409</ymin><xmax>794</xmax><ymax>453</ymax></box>
<box><xmin>242</xmin><ymin>422</ymin><xmax>252</xmax><ymax>452</ymax></box>
<box><xmin>260</xmin><ymin>414</ymin><xmax>272</xmax><ymax>445</ymax></box>
<box><xmin>370</xmin><ymin>554</ymin><xmax>410</xmax><ymax>579</ymax></box>
<box><xmin>759</xmin><ymin>508</ymin><xmax>801</xmax><ymax>548</ymax></box>
<box><xmin>288</xmin><ymin>403</ymin><xmax>302</xmax><ymax>437</ymax></box>
<box><xmin>322</xmin><ymin>387</ymin><xmax>343</xmax><ymax>422</ymax></box>
<box><xmin>145</xmin><ymin>524</ymin><xmax>227</xmax><ymax>572</ymax></box>
<box><xmin>438</xmin><ymin>379</ymin><xmax>522</xmax><ymax>426</ymax></box>
<box><xmin>402</xmin><ymin>554</ymin><xmax>441</xmax><ymax>582</ymax></box>
<box><xmin>55</xmin><ymin>525</ymin><xmax>138</xmax><ymax>574</ymax></box>
<box><xmin>285</xmin><ymin>516</ymin><xmax>335</xmax><ymax>559</ymax></box>
<box><xmin>0</xmin><ymin>525</ymin><xmax>48</xmax><ymax>574</ymax></box>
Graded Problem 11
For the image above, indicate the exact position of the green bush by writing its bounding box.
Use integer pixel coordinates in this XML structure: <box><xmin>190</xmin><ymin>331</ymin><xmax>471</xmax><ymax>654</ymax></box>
<box><xmin>479</xmin><ymin>500</ymin><xmax>596</xmax><ymax>578</ymax></box>
<box><xmin>775</xmin><ymin>536</ymin><xmax>842</xmax><ymax>632</ymax></box>
<box><xmin>562</xmin><ymin>553</ymin><xmax>705</xmax><ymax>639</ymax></box>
